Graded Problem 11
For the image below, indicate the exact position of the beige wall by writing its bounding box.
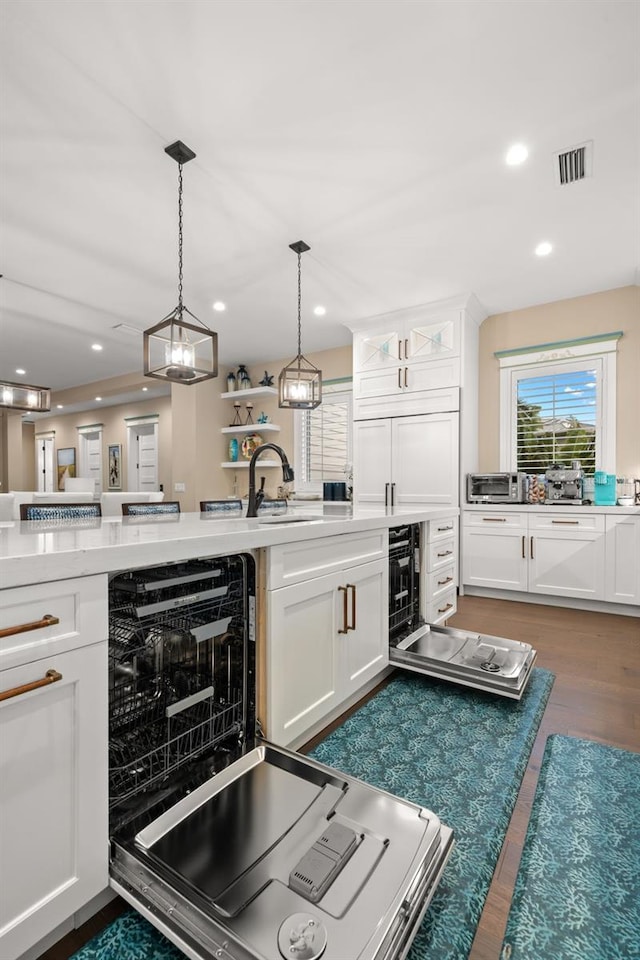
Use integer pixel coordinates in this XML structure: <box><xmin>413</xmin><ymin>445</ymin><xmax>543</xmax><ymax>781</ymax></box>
<box><xmin>478</xmin><ymin>285</ymin><xmax>640</xmax><ymax>477</ymax></box>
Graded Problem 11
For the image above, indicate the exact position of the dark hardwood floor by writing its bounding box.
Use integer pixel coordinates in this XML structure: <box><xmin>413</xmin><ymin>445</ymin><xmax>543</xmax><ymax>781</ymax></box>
<box><xmin>39</xmin><ymin>595</ymin><xmax>639</xmax><ymax>960</ymax></box>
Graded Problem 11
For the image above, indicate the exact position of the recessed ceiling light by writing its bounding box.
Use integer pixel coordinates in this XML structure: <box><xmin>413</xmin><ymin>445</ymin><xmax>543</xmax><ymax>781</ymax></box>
<box><xmin>15</xmin><ymin>368</ymin><xmax>26</xmax><ymax>375</ymax></box>
<box><xmin>535</xmin><ymin>241</ymin><xmax>553</xmax><ymax>256</ymax></box>
<box><xmin>95</xmin><ymin>396</ymin><xmax>102</xmax><ymax>402</ymax></box>
<box><xmin>56</xmin><ymin>404</ymin><xmax>64</xmax><ymax>409</ymax></box>
<box><xmin>142</xmin><ymin>386</ymin><xmax>148</xmax><ymax>392</ymax></box>
<box><xmin>212</xmin><ymin>301</ymin><xmax>226</xmax><ymax>312</ymax></box>
<box><xmin>506</xmin><ymin>143</ymin><xmax>528</xmax><ymax>166</ymax></box>
<box><xmin>91</xmin><ymin>343</ymin><xmax>103</xmax><ymax>352</ymax></box>
<box><xmin>313</xmin><ymin>305</ymin><xmax>327</xmax><ymax>316</ymax></box>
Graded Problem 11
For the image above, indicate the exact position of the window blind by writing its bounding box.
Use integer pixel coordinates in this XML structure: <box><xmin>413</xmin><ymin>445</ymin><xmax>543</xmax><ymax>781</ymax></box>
<box><xmin>516</xmin><ymin>367</ymin><xmax>597</xmax><ymax>474</ymax></box>
<box><xmin>300</xmin><ymin>385</ymin><xmax>351</xmax><ymax>484</ymax></box>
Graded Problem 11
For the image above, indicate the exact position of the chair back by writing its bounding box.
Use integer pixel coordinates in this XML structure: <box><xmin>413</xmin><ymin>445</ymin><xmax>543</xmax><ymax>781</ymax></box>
<box><xmin>10</xmin><ymin>491</ymin><xmax>34</xmax><ymax>519</ymax></box>
<box><xmin>122</xmin><ymin>501</ymin><xmax>180</xmax><ymax>516</ymax></box>
<box><xmin>100</xmin><ymin>491</ymin><xmax>164</xmax><ymax>517</ymax></box>
<box><xmin>200</xmin><ymin>499</ymin><xmax>243</xmax><ymax>514</ymax></box>
<box><xmin>33</xmin><ymin>491</ymin><xmax>94</xmax><ymax>503</ymax></box>
<box><xmin>0</xmin><ymin>494</ymin><xmax>15</xmax><ymax>522</ymax></box>
<box><xmin>258</xmin><ymin>498</ymin><xmax>288</xmax><ymax>515</ymax></box>
<box><xmin>64</xmin><ymin>477</ymin><xmax>96</xmax><ymax>495</ymax></box>
<box><xmin>21</xmin><ymin>502</ymin><xmax>102</xmax><ymax>520</ymax></box>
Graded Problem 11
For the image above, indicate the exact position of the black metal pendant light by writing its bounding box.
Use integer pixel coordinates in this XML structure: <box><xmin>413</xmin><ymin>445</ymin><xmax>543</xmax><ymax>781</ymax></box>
<box><xmin>144</xmin><ymin>141</ymin><xmax>218</xmax><ymax>385</ymax></box>
<box><xmin>278</xmin><ymin>241</ymin><xmax>322</xmax><ymax>409</ymax></box>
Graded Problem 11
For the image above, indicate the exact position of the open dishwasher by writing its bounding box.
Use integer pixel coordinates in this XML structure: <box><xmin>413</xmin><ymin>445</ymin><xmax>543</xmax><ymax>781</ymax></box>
<box><xmin>108</xmin><ymin>552</ymin><xmax>453</xmax><ymax>960</ymax></box>
<box><xmin>388</xmin><ymin>524</ymin><xmax>536</xmax><ymax>699</ymax></box>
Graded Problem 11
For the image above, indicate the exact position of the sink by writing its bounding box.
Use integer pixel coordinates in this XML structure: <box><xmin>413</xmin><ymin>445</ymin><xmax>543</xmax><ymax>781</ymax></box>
<box><xmin>257</xmin><ymin>513</ymin><xmax>320</xmax><ymax>524</ymax></box>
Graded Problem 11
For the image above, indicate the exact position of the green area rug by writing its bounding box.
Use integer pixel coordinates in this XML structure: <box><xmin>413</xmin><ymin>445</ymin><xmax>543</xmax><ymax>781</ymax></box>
<box><xmin>501</xmin><ymin>734</ymin><xmax>640</xmax><ymax>960</ymax></box>
<box><xmin>71</xmin><ymin>667</ymin><xmax>554</xmax><ymax>960</ymax></box>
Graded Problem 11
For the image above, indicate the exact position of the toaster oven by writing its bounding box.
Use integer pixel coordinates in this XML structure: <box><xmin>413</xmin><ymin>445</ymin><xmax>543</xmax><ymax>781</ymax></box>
<box><xmin>467</xmin><ymin>473</ymin><xmax>527</xmax><ymax>503</ymax></box>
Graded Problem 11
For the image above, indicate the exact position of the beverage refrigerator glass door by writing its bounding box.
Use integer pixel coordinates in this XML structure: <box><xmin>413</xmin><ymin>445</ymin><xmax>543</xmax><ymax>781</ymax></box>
<box><xmin>107</xmin><ymin>552</ymin><xmax>453</xmax><ymax>960</ymax></box>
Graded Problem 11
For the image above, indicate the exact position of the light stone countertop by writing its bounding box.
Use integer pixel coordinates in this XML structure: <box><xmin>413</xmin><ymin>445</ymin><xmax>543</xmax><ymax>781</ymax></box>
<box><xmin>463</xmin><ymin>503</ymin><xmax>640</xmax><ymax>514</ymax></box>
<box><xmin>0</xmin><ymin>504</ymin><xmax>458</xmax><ymax>590</ymax></box>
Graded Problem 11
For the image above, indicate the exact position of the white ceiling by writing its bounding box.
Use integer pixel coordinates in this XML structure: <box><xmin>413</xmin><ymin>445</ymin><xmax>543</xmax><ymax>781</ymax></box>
<box><xmin>1</xmin><ymin>0</ymin><xmax>639</xmax><ymax>403</ymax></box>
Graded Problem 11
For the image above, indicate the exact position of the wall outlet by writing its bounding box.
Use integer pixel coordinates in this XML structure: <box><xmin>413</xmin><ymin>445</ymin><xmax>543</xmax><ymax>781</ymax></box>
<box><xmin>174</xmin><ymin>482</ymin><xmax>185</xmax><ymax>492</ymax></box>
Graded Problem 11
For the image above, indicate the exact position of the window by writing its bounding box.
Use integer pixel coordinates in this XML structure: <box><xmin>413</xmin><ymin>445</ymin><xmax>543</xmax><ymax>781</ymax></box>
<box><xmin>499</xmin><ymin>335</ymin><xmax>619</xmax><ymax>475</ymax></box>
<box><xmin>294</xmin><ymin>380</ymin><xmax>352</xmax><ymax>493</ymax></box>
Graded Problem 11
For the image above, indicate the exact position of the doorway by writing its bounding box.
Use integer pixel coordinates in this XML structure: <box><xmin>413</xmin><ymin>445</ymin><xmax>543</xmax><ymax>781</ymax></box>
<box><xmin>78</xmin><ymin>426</ymin><xmax>103</xmax><ymax>497</ymax></box>
<box><xmin>35</xmin><ymin>433</ymin><xmax>55</xmax><ymax>492</ymax></box>
<box><xmin>126</xmin><ymin>417</ymin><xmax>159</xmax><ymax>491</ymax></box>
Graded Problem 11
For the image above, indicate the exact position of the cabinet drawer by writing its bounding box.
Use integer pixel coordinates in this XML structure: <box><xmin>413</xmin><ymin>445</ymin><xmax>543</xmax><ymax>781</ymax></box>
<box><xmin>426</xmin><ymin>588</ymin><xmax>457</xmax><ymax>624</ymax></box>
<box><xmin>463</xmin><ymin>511</ymin><xmax>528</xmax><ymax>529</ymax></box>
<box><xmin>426</xmin><ymin>517</ymin><xmax>457</xmax><ymax>541</ymax></box>
<box><xmin>354</xmin><ymin>386</ymin><xmax>459</xmax><ymax>421</ymax></box>
<box><xmin>427</xmin><ymin>563</ymin><xmax>457</xmax><ymax>601</ymax></box>
<box><xmin>268</xmin><ymin>531</ymin><xmax>387</xmax><ymax>589</ymax></box>
<box><xmin>0</xmin><ymin>575</ymin><xmax>108</xmax><ymax>671</ymax></box>
<box><xmin>528</xmin><ymin>512</ymin><xmax>605</xmax><ymax>533</ymax></box>
<box><xmin>425</xmin><ymin>536</ymin><xmax>456</xmax><ymax>571</ymax></box>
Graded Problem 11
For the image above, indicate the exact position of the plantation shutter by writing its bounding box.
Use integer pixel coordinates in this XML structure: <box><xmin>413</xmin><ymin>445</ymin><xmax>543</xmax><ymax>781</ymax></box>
<box><xmin>516</xmin><ymin>367</ymin><xmax>597</xmax><ymax>474</ymax></box>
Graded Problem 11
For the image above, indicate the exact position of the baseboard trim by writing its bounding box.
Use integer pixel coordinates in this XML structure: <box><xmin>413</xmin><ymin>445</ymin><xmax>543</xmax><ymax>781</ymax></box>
<box><xmin>462</xmin><ymin>586</ymin><xmax>639</xmax><ymax>618</ymax></box>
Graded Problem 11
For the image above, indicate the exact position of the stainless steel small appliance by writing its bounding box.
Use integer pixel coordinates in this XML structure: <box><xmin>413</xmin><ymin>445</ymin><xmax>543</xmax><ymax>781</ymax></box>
<box><xmin>467</xmin><ymin>472</ymin><xmax>527</xmax><ymax>503</ymax></box>
<box><xmin>545</xmin><ymin>464</ymin><xmax>584</xmax><ymax>504</ymax></box>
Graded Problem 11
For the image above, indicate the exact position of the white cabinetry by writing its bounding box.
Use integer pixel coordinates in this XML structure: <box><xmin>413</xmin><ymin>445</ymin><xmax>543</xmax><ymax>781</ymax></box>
<box><xmin>605</xmin><ymin>514</ymin><xmax>640</xmax><ymax>604</ymax></box>
<box><xmin>463</xmin><ymin>510</ymin><xmax>616</xmax><ymax>604</ymax></box>
<box><xmin>423</xmin><ymin>517</ymin><xmax>458</xmax><ymax>623</ymax></box>
<box><xmin>266</xmin><ymin>532</ymin><xmax>388</xmax><ymax>747</ymax></box>
<box><xmin>354</xmin><ymin>411</ymin><xmax>459</xmax><ymax>507</ymax></box>
<box><xmin>0</xmin><ymin>577</ymin><xmax>108</xmax><ymax>960</ymax></box>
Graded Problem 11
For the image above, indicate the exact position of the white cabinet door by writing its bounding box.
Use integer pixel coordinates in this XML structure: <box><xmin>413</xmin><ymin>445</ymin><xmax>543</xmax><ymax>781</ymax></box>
<box><xmin>0</xmin><ymin>642</ymin><xmax>108</xmax><ymax>960</ymax></box>
<box><xmin>528</xmin><ymin>523</ymin><xmax>605</xmax><ymax>600</ymax></box>
<box><xmin>392</xmin><ymin>413</ymin><xmax>459</xmax><ymax>506</ymax></box>
<box><xmin>340</xmin><ymin>559</ymin><xmax>388</xmax><ymax>697</ymax></box>
<box><xmin>605</xmin><ymin>515</ymin><xmax>640</xmax><ymax>605</ymax></box>
<box><xmin>353</xmin><ymin>325</ymin><xmax>401</xmax><ymax>373</ymax></box>
<box><xmin>462</xmin><ymin>517</ymin><xmax>528</xmax><ymax>591</ymax></box>
<box><xmin>353</xmin><ymin>419</ymin><xmax>392</xmax><ymax>505</ymax></box>
<box><xmin>407</xmin><ymin>315</ymin><xmax>460</xmax><ymax>363</ymax></box>
<box><xmin>267</xmin><ymin>573</ymin><xmax>340</xmax><ymax>747</ymax></box>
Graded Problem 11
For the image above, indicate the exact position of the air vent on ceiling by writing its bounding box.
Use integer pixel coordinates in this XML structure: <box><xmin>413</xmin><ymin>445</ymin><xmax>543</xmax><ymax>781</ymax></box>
<box><xmin>554</xmin><ymin>140</ymin><xmax>593</xmax><ymax>186</ymax></box>
<box><xmin>112</xmin><ymin>322</ymin><xmax>143</xmax><ymax>337</ymax></box>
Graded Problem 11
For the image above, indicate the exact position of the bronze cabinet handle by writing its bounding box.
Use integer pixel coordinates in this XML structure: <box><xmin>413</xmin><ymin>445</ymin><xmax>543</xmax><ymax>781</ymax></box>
<box><xmin>437</xmin><ymin>603</ymin><xmax>453</xmax><ymax>614</ymax></box>
<box><xmin>405</xmin><ymin>338</ymin><xmax>408</xmax><ymax>358</ymax></box>
<box><xmin>437</xmin><ymin>550</ymin><xmax>453</xmax><ymax>557</ymax></box>
<box><xmin>385</xmin><ymin>482</ymin><xmax>390</xmax><ymax>506</ymax></box>
<box><xmin>399</xmin><ymin>340</ymin><xmax>403</xmax><ymax>361</ymax></box>
<box><xmin>398</xmin><ymin>368</ymin><xmax>402</xmax><ymax>389</ymax></box>
<box><xmin>482</xmin><ymin>517</ymin><xmax>507</xmax><ymax>522</ymax></box>
<box><xmin>551</xmin><ymin>520</ymin><xmax>580</xmax><ymax>525</ymax></box>
<box><xmin>0</xmin><ymin>668</ymin><xmax>63</xmax><ymax>702</ymax></box>
<box><xmin>437</xmin><ymin>576</ymin><xmax>453</xmax><ymax>586</ymax></box>
<box><xmin>522</xmin><ymin>535</ymin><xmax>526</xmax><ymax>559</ymax></box>
<box><xmin>347</xmin><ymin>584</ymin><xmax>356</xmax><ymax>631</ymax></box>
<box><xmin>404</xmin><ymin>367</ymin><xmax>408</xmax><ymax>388</ymax></box>
<box><xmin>338</xmin><ymin>585</ymin><xmax>349</xmax><ymax>634</ymax></box>
<box><xmin>437</xmin><ymin>525</ymin><xmax>453</xmax><ymax>532</ymax></box>
<box><xmin>530</xmin><ymin>536</ymin><xmax>534</xmax><ymax>559</ymax></box>
<box><xmin>0</xmin><ymin>614</ymin><xmax>60</xmax><ymax>640</ymax></box>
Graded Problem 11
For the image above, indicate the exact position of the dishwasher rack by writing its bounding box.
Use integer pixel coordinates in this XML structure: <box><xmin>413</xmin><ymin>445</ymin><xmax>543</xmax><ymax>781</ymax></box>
<box><xmin>108</xmin><ymin>555</ymin><xmax>253</xmax><ymax>817</ymax></box>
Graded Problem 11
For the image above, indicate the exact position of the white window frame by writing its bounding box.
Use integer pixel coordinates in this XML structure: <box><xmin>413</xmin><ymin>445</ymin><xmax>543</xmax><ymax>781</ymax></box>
<box><xmin>293</xmin><ymin>380</ymin><xmax>353</xmax><ymax>495</ymax></box>
<box><xmin>499</xmin><ymin>337</ymin><xmax>618</xmax><ymax>473</ymax></box>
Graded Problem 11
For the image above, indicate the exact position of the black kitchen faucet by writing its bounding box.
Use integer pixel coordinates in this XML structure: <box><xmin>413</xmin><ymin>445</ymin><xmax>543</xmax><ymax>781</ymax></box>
<box><xmin>246</xmin><ymin>443</ymin><xmax>294</xmax><ymax>517</ymax></box>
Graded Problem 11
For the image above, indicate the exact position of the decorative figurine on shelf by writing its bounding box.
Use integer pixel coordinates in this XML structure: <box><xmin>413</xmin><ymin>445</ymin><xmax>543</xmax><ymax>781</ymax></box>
<box><xmin>226</xmin><ymin>371</ymin><xmax>236</xmax><ymax>392</ymax></box>
<box><xmin>245</xmin><ymin>402</ymin><xmax>254</xmax><ymax>425</ymax></box>
<box><xmin>241</xmin><ymin>433</ymin><xmax>262</xmax><ymax>459</ymax></box>
<box><xmin>259</xmin><ymin>371</ymin><xmax>274</xmax><ymax>386</ymax></box>
<box><xmin>230</xmin><ymin>401</ymin><xmax>242</xmax><ymax>426</ymax></box>
<box><xmin>228</xmin><ymin>437</ymin><xmax>239</xmax><ymax>462</ymax></box>
<box><xmin>237</xmin><ymin>364</ymin><xmax>252</xmax><ymax>390</ymax></box>
<box><xmin>257</xmin><ymin>411</ymin><xmax>270</xmax><ymax>424</ymax></box>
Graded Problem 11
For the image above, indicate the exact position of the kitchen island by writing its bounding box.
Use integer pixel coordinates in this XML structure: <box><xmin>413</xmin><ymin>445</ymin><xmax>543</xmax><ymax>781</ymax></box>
<box><xmin>0</xmin><ymin>504</ymin><xmax>458</xmax><ymax>960</ymax></box>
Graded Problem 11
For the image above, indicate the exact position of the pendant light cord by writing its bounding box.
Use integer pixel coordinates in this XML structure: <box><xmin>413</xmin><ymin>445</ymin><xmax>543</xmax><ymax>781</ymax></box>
<box><xmin>177</xmin><ymin>162</ymin><xmax>184</xmax><ymax>315</ymax></box>
<box><xmin>297</xmin><ymin>250</ymin><xmax>302</xmax><ymax>357</ymax></box>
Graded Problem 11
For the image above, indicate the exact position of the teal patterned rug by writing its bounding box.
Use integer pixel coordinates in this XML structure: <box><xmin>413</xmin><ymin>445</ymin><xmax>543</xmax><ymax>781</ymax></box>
<box><xmin>71</xmin><ymin>668</ymin><xmax>554</xmax><ymax>960</ymax></box>
<box><xmin>501</xmin><ymin>735</ymin><xmax>640</xmax><ymax>960</ymax></box>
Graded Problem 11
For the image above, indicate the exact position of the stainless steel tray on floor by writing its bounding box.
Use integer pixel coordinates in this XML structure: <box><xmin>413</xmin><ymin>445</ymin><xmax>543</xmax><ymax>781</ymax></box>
<box><xmin>111</xmin><ymin>742</ymin><xmax>453</xmax><ymax>960</ymax></box>
<box><xmin>391</xmin><ymin>624</ymin><xmax>536</xmax><ymax>699</ymax></box>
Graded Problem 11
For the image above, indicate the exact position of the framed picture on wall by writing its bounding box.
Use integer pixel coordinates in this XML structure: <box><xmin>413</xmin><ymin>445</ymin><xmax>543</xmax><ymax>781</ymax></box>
<box><xmin>56</xmin><ymin>447</ymin><xmax>76</xmax><ymax>491</ymax></box>
<box><xmin>108</xmin><ymin>443</ymin><xmax>122</xmax><ymax>490</ymax></box>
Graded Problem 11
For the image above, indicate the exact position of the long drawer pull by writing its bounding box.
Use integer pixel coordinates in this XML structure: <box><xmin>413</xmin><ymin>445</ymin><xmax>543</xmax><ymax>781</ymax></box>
<box><xmin>437</xmin><ymin>603</ymin><xmax>454</xmax><ymax>614</ymax></box>
<box><xmin>398</xmin><ymin>368</ymin><xmax>402</xmax><ymax>389</ymax></box>
<box><xmin>338</xmin><ymin>586</ymin><xmax>349</xmax><ymax>634</ymax></box>
<box><xmin>437</xmin><ymin>576</ymin><xmax>453</xmax><ymax>586</ymax></box>
<box><xmin>437</xmin><ymin>550</ymin><xmax>453</xmax><ymax>557</ymax></box>
<box><xmin>0</xmin><ymin>614</ymin><xmax>60</xmax><ymax>640</ymax></box>
<box><xmin>437</xmin><ymin>525</ymin><xmax>453</xmax><ymax>532</ymax></box>
<box><xmin>404</xmin><ymin>366</ymin><xmax>408</xmax><ymax>388</ymax></box>
<box><xmin>482</xmin><ymin>517</ymin><xmax>507</xmax><ymax>522</ymax></box>
<box><xmin>551</xmin><ymin>520</ymin><xmax>580</xmax><ymax>525</ymax></box>
<box><xmin>530</xmin><ymin>536</ymin><xmax>534</xmax><ymax>559</ymax></box>
<box><xmin>522</xmin><ymin>535</ymin><xmax>526</xmax><ymax>559</ymax></box>
<box><xmin>347</xmin><ymin>583</ymin><xmax>356</xmax><ymax>631</ymax></box>
<box><xmin>0</xmin><ymin>668</ymin><xmax>63</xmax><ymax>703</ymax></box>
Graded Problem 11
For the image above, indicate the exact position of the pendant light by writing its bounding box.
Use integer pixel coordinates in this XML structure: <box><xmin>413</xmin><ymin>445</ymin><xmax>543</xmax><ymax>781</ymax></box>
<box><xmin>144</xmin><ymin>141</ymin><xmax>218</xmax><ymax>385</ymax></box>
<box><xmin>0</xmin><ymin>379</ymin><xmax>51</xmax><ymax>412</ymax></box>
<box><xmin>278</xmin><ymin>241</ymin><xmax>322</xmax><ymax>409</ymax></box>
